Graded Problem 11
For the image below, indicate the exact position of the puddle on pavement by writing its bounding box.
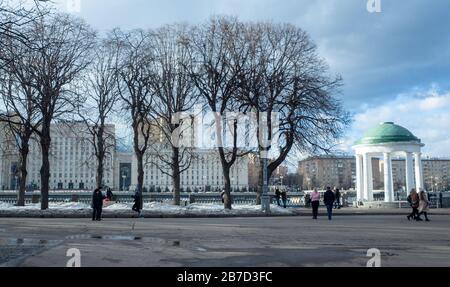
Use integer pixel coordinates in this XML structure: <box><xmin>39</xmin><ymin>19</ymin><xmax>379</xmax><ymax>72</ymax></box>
<box><xmin>65</xmin><ymin>235</ymin><xmax>142</xmax><ymax>241</ymax></box>
<box><xmin>0</xmin><ymin>238</ymin><xmax>62</xmax><ymax>246</ymax></box>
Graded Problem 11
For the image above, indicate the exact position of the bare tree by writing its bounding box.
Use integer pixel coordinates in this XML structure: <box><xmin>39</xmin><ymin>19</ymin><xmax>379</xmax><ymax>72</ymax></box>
<box><xmin>236</xmin><ymin>22</ymin><xmax>349</xmax><ymax>204</ymax></box>
<box><xmin>0</xmin><ymin>0</ymin><xmax>49</xmax><ymax>67</ymax></box>
<box><xmin>112</xmin><ymin>29</ymin><xmax>155</xmax><ymax>208</ymax></box>
<box><xmin>78</xmin><ymin>39</ymin><xmax>120</xmax><ymax>189</ymax></box>
<box><xmin>146</xmin><ymin>24</ymin><xmax>199</xmax><ymax>206</ymax></box>
<box><xmin>0</xmin><ymin>29</ymin><xmax>41</xmax><ymax>205</ymax></box>
<box><xmin>188</xmin><ymin>17</ymin><xmax>249</xmax><ymax>209</ymax></box>
<box><xmin>25</xmin><ymin>13</ymin><xmax>95</xmax><ymax>210</ymax></box>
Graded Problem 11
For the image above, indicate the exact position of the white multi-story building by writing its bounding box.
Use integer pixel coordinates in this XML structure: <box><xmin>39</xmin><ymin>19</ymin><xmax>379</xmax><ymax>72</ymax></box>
<box><xmin>0</xmin><ymin>121</ymin><xmax>250</xmax><ymax>192</ymax></box>
<box><xmin>0</xmin><ymin>121</ymin><xmax>20</xmax><ymax>190</ymax></box>
<box><xmin>131</xmin><ymin>149</ymin><xmax>249</xmax><ymax>192</ymax></box>
<box><xmin>0</xmin><ymin>122</ymin><xmax>116</xmax><ymax>191</ymax></box>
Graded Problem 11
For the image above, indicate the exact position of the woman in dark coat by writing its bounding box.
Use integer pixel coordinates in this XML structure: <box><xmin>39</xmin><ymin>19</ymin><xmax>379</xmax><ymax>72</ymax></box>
<box><xmin>323</xmin><ymin>187</ymin><xmax>336</xmax><ymax>220</ymax></box>
<box><xmin>92</xmin><ymin>188</ymin><xmax>105</xmax><ymax>221</ymax></box>
<box><xmin>407</xmin><ymin>189</ymin><xmax>420</xmax><ymax>221</ymax></box>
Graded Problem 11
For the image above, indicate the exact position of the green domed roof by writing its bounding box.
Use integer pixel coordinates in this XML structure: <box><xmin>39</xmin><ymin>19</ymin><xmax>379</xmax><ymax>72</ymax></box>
<box><xmin>355</xmin><ymin>122</ymin><xmax>420</xmax><ymax>145</ymax></box>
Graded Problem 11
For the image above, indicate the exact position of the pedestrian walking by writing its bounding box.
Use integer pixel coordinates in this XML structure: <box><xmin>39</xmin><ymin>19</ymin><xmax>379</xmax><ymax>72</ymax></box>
<box><xmin>334</xmin><ymin>187</ymin><xmax>341</xmax><ymax>209</ymax></box>
<box><xmin>106</xmin><ymin>187</ymin><xmax>114</xmax><ymax>201</ymax></box>
<box><xmin>132</xmin><ymin>190</ymin><xmax>142</xmax><ymax>217</ymax></box>
<box><xmin>281</xmin><ymin>189</ymin><xmax>287</xmax><ymax>208</ymax></box>
<box><xmin>311</xmin><ymin>188</ymin><xmax>320</xmax><ymax>219</ymax></box>
<box><xmin>407</xmin><ymin>189</ymin><xmax>420</xmax><ymax>221</ymax></box>
<box><xmin>275</xmin><ymin>188</ymin><xmax>281</xmax><ymax>206</ymax></box>
<box><xmin>91</xmin><ymin>187</ymin><xmax>105</xmax><ymax>221</ymax></box>
<box><xmin>221</xmin><ymin>189</ymin><xmax>226</xmax><ymax>204</ymax></box>
<box><xmin>324</xmin><ymin>187</ymin><xmax>336</xmax><ymax>220</ymax></box>
<box><xmin>304</xmin><ymin>193</ymin><xmax>311</xmax><ymax>208</ymax></box>
<box><xmin>417</xmin><ymin>189</ymin><xmax>431</xmax><ymax>221</ymax></box>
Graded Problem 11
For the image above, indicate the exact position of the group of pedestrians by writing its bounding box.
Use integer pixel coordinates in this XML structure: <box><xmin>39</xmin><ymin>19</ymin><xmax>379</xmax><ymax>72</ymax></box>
<box><xmin>91</xmin><ymin>187</ymin><xmax>142</xmax><ymax>221</ymax></box>
<box><xmin>92</xmin><ymin>186</ymin><xmax>433</xmax><ymax>222</ymax></box>
<box><xmin>309</xmin><ymin>187</ymin><xmax>342</xmax><ymax>220</ymax></box>
<box><xmin>274</xmin><ymin>188</ymin><xmax>288</xmax><ymax>208</ymax></box>
<box><xmin>407</xmin><ymin>188</ymin><xmax>431</xmax><ymax>221</ymax></box>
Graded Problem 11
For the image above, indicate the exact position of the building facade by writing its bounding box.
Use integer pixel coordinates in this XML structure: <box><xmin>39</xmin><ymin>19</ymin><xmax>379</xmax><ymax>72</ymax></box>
<box><xmin>132</xmin><ymin>149</ymin><xmax>249</xmax><ymax>192</ymax></box>
<box><xmin>0</xmin><ymin>122</ymin><xmax>251</xmax><ymax>192</ymax></box>
<box><xmin>26</xmin><ymin>123</ymin><xmax>116</xmax><ymax>190</ymax></box>
<box><xmin>380</xmin><ymin>158</ymin><xmax>450</xmax><ymax>192</ymax></box>
<box><xmin>298</xmin><ymin>155</ymin><xmax>382</xmax><ymax>191</ymax></box>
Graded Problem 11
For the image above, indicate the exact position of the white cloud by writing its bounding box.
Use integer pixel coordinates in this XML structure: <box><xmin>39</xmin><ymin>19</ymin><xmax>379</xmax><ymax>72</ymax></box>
<box><xmin>340</xmin><ymin>87</ymin><xmax>450</xmax><ymax>157</ymax></box>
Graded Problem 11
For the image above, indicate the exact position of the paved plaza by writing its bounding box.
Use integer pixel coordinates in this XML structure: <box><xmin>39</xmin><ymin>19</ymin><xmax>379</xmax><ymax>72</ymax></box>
<box><xmin>1</xmin><ymin>215</ymin><xmax>450</xmax><ymax>267</ymax></box>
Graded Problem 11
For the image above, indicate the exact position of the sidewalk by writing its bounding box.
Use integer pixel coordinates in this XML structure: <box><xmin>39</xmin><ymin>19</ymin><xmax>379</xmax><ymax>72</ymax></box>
<box><xmin>1</xmin><ymin>204</ymin><xmax>449</xmax><ymax>218</ymax></box>
<box><xmin>293</xmin><ymin>207</ymin><xmax>450</xmax><ymax>216</ymax></box>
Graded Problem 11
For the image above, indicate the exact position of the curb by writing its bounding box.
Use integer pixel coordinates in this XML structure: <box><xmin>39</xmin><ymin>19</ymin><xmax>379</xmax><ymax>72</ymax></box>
<box><xmin>0</xmin><ymin>209</ymin><xmax>449</xmax><ymax>218</ymax></box>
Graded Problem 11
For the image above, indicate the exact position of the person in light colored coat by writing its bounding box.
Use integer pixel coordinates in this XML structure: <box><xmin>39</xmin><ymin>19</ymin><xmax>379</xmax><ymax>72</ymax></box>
<box><xmin>418</xmin><ymin>189</ymin><xmax>430</xmax><ymax>222</ymax></box>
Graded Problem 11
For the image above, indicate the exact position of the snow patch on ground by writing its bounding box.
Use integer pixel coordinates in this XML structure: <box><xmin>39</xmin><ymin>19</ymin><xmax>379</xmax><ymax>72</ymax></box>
<box><xmin>0</xmin><ymin>201</ymin><xmax>294</xmax><ymax>216</ymax></box>
<box><xmin>0</xmin><ymin>202</ymin><xmax>90</xmax><ymax>210</ymax></box>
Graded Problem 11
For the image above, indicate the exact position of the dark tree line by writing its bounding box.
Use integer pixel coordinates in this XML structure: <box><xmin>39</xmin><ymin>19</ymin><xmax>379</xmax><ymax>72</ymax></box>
<box><xmin>0</xmin><ymin>3</ymin><xmax>349</xmax><ymax>210</ymax></box>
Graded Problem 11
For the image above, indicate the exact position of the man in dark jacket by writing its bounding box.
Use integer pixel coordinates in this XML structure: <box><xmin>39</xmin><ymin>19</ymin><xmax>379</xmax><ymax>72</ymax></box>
<box><xmin>324</xmin><ymin>187</ymin><xmax>336</xmax><ymax>220</ymax></box>
<box><xmin>92</xmin><ymin>188</ymin><xmax>105</xmax><ymax>221</ymax></box>
<box><xmin>132</xmin><ymin>190</ymin><xmax>142</xmax><ymax>216</ymax></box>
<box><xmin>275</xmin><ymin>189</ymin><xmax>281</xmax><ymax>206</ymax></box>
<box><xmin>281</xmin><ymin>190</ymin><xmax>288</xmax><ymax>208</ymax></box>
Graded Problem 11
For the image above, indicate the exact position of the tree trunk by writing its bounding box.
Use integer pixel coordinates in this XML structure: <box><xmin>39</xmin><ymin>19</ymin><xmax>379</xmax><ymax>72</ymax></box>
<box><xmin>222</xmin><ymin>165</ymin><xmax>232</xmax><ymax>210</ymax></box>
<box><xmin>256</xmin><ymin>158</ymin><xmax>264</xmax><ymax>205</ymax></box>
<box><xmin>136</xmin><ymin>151</ymin><xmax>144</xmax><ymax>210</ymax></box>
<box><xmin>17</xmin><ymin>142</ymin><xmax>30</xmax><ymax>207</ymax></box>
<box><xmin>172</xmin><ymin>146</ymin><xmax>181</xmax><ymax>206</ymax></box>
<box><xmin>40</xmin><ymin>125</ymin><xmax>51</xmax><ymax>210</ymax></box>
<box><xmin>96</xmin><ymin>157</ymin><xmax>104</xmax><ymax>189</ymax></box>
<box><xmin>96</xmin><ymin>126</ymin><xmax>104</xmax><ymax>188</ymax></box>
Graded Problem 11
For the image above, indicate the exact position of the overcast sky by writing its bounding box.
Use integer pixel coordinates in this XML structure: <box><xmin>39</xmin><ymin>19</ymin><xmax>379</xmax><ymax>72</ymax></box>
<box><xmin>56</xmin><ymin>0</ymin><xmax>450</xmax><ymax>157</ymax></box>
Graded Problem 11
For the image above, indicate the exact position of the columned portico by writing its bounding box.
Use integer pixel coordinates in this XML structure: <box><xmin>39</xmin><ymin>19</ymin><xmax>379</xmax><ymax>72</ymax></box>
<box><xmin>355</xmin><ymin>154</ymin><xmax>364</xmax><ymax>201</ymax></box>
<box><xmin>415</xmin><ymin>152</ymin><xmax>424</xmax><ymax>191</ymax></box>
<box><xmin>353</xmin><ymin>122</ymin><xmax>425</xmax><ymax>204</ymax></box>
<box><xmin>383</xmin><ymin>152</ymin><xmax>394</xmax><ymax>203</ymax></box>
<box><xmin>405</xmin><ymin>152</ymin><xmax>414</xmax><ymax>193</ymax></box>
<box><xmin>362</xmin><ymin>153</ymin><xmax>373</xmax><ymax>201</ymax></box>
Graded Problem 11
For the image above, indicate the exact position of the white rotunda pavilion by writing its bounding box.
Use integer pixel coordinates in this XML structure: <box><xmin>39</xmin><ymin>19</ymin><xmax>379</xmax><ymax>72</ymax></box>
<box><xmin>352</xmin><ymin>122</ymin><xmax>425</xmax><ymax>203</ymax></box>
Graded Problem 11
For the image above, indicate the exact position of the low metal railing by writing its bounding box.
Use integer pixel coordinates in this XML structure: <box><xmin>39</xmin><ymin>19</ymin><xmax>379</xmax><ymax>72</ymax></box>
<box><xmin>2</xmin><ymin>191</ymin><xmax>448</xmax><ymax>208</ymax></box>
<box><xmin>0</xmin><ymin>192</ymin><xmax>305</xmax><ymax>207</ymax></box>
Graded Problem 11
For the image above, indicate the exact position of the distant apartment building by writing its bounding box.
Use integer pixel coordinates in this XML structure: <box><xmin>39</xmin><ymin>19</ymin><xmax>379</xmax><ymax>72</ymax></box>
<box><xmin>0</xmin><ymin>122</ymin><xmax>20</xmax><ymax>190</ymax></box>
<box><xmin>0</xmin><ymin>119</ymin><xmax>252</xmax><ymax>192</ymax></box>
<box><xmin>380</xmin><ymin>157</ymin><xmax>450</xmax><ymax>192</ymax></box>
<box><xmin>0</xmin><ymin>122</ymin><xmax>115</xmax><ymax>190</ymax></box>
<box><xmin>27</xmin><ymin>123</ymin><xmax>116</xmax><ymax>190</ymax></box>
<box><xmin>298</xmin><ymin>155</ymin><xmax>382</xmax><ymax>191</ymax></box>
<box><xmin>134</xmin><ymin>149</ymin><xmax>249</xmax><ymax>192</ymax></box>
<box><xmin>247</xmin><ymin>153</ymin><xmax>260</xmax><ymax>190</ymax></box>
<box><xmin>132</xmin><ymin>117</ymin><xmax>249</xmax><ymax>192</ymax></box>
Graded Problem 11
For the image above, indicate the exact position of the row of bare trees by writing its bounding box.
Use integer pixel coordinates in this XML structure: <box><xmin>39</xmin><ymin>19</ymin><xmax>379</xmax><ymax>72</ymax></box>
<box><xmin>0</xmin><ymin>3</ymin><xmax>349</xmax><ymax>210</ymax></box>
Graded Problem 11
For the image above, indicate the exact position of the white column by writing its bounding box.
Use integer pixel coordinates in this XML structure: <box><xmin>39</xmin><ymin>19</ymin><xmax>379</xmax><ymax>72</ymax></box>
<box><xmin>414</xmin><ymin>152</ymin><xmax>424</xmax><ymax>191</ymax></box>
<box><xmin>405</xmin><ymin>152</ymin><xmax>414</xmax><ymax>193</ymax></box>
<box><xmin>355</xmin><ymin>154</ymin><xmax>364</xmax><ymax>202</ymax></box>
<box><xmin>383</xmin><ymin>153</ymin><xmax>394</xmax><ymax>203</ymax></box>
<box><xmin>363</xmin><ymin>153</ymin><xmax>373</xmax><ymax>201</ymax></box>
